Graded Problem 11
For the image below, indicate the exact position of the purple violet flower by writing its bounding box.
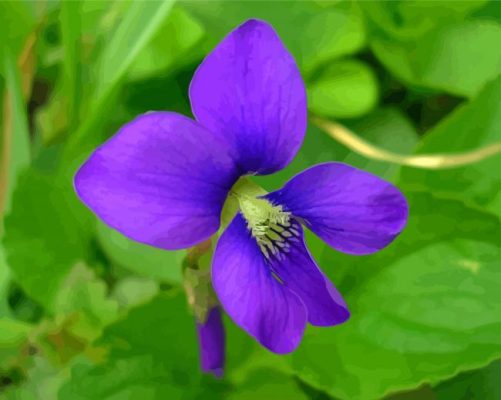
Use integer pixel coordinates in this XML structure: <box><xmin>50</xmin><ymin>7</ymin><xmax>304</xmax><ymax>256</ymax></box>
<box><xmin>75</xmin><ymin>19</ymin><xmax>408</xmax><ymax>358</ymax></box>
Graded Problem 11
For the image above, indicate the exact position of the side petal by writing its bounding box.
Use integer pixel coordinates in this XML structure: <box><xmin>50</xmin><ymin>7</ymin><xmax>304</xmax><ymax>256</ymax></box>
<box><xmin>268</xmin><ymin>219</ymin><xmax>350</xmax><ymax>327</ymax></box>
<box><xmin>212</xmin><ymin>214</ymin><xmax>307</xmax><ymax>354</ymax></box>
<box><xmin>196</xmin><ymin>306</ymin><xmax>225</xmax><ymax>378</ymax></box>
<box><xmin>189</xmin><ymin>19</ymin><xmax>307</xmax><ymax>175</ymax></box>
<box><xmin>266</xmin><ymin>162</ymin><xmax>409</xmax><ymax>255</ymax></box>
<box><xmin>74</xmin><ymin>112</ymin><xmax>239</xmax><ymax>250</ymax></box>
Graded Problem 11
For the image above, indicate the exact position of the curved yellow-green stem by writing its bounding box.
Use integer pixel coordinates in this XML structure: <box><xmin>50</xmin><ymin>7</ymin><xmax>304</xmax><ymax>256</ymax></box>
<box><xmin>312</xmin><ymin>115</ymin><xmax>501</xmax><ymax>169</ymax></box>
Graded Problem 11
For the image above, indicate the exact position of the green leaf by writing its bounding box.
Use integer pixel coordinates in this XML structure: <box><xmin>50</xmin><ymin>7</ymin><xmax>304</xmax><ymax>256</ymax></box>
<box><xmin>111</xmin><ymin>277</ymin><xmax>159</xmax><ymax>310</ymax></box>
<box><xmin>228</xmin><ymin>369</ymin><xmax>308</xmax><ymax>400</ymax></box>
<box><xmin>434</xmin><ymin>359</ymin><xmax>501</xmax><ymax>400</ymax></box>
<box><xmin>59</xmin><ymin>353</ymin><xmax>229</xmax><ymax>400</ymax></box>
<box><xmin>290</xmin><ymin>192</ymin><xmax>501</xmax><ymax>400</ymax></box>
<box><xmin>99</xmin><ymin>291</ymin><xmax>196</xmax><ymax>369</ymax></box>
<box><xmin>128</xmin><ymin>6</ymin><xmax>205</xmax><ymax>81</ymax></box>
<box><xmin>398</xmin><ymin>1</ymin><xmax>488</xmax><ymax>27</ymax></box>
<box><xmin>182</xmin><ymin>1</ymin><xmax>366</xmax><ymax>74</ymax></box>
<box><xmin>2</xmin><ymin>170</ymin><xmax>92</xmax><ymax>310</ymax></box>
<box><xmin>412</xmin><ymin>21</ymin><xmax>501</xmax><ymax>97</ymax></box>
<box><xmin>370</xmin><ymin>37</ymin><xmax>416</xmax><ymax>86</ymax></box>
<box><xmin>20</xmin><ymin>264</ymin><xmax>119</xmax><ymax>368</ymax></box>
<box><xmin>97</xmin><ymin>221</ymin><xmax>184</xmax><ymax>283</ymax></box>
<box><xmin>473</xmin><ymin>1</ymin><xmax>501</xmax><ymax>23</ymax></box>
<box><xmin>54</xmin><ymin>263</ymin><xmax>119</xmax><ymax>340</ymax></box>
<box><xmin>59</xmin><ymin>292</ymin><xmax>228</xmax><ymax>399</ymax></box>
<box><xmin>361</xmin><ymin>0</ymin><xmax>487</xmax><ymax>41</ymax></box>
<box><xmin>398</xmin><ymin>74</ymin><xmax>501</xmax><ymax>217</ymax></box>
<box><xmin>297</xmin><ymin>4</ymin><xmax>366</xmax><ymax>74</ymax></box>
<box><xmin>308</xmin><ymin>59</ymin><xmax>378</xmax><ymax>118</ymax></box>
<box><xmin>3</xmin><ymin>356</ymin><xmax>69</xmax><ymax>400</ymax></box>
<box><xmin>371</xmin><ymin>20</ymin><xmax>501</xmax><ymax>97</ymax></box>
<box><xmin>0</xmin><ymin>317</ymin><xmax>31</xmax><ymax>364</ymax></box>
<box><xmin>59</xmin><ymin>356</ymin><xmax>185</xmax><ymax>400</ymax></box>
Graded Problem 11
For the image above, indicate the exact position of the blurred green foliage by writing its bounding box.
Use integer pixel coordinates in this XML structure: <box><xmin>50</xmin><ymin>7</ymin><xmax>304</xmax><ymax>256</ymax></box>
<box><xmin>1</xmin><ymin>0</ymin><xmax>501</xmax><ymax>399</ymax></box>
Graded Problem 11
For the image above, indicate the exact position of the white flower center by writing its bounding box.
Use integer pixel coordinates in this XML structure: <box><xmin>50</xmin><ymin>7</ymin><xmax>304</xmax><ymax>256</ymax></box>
<box><xmin>225</xmin><ymin>178</ymin><xmax>300</xmax><ymax>259</ymax></box>
<box><xmin>238</xmin><ymin>194</ymin><xmax>299</xmax><ymax>259</ymax></box>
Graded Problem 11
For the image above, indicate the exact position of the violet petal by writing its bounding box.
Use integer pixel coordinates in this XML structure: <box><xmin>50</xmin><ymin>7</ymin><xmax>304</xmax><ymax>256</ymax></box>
<box><xmin>190</xmin><ymin>19</ymin><xmax>307</xmax><ymax>175</ymax></box>
<box><xmin>212</xmin><ymin>213</ymin><xmax>307</xmax><ymax>354</ymax></box>
<box><xmin>74</xmin><ymin>112</ymin><xmax>239</xmax><ymax>250</ymax></box>
<box><xmin>266</xmin><ymin>162</ymin><xmax>409</xmax><ymax>255</ymax></box>
<box><xmin>267</xmin><ymin>218</ymin><xmax>350</xmax><ymax>326</ymax></box>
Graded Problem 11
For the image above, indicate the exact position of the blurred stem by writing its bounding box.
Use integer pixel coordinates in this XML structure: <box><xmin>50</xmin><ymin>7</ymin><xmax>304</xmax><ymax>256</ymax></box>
<box><xmin>312</xmin><ymin>115</ymin><xmax>501</xmax><ymax>169</ymax></box>
<box><xmin>183</xmin><ymin>239</ymin><xmax>219</xmax><ymax>324</ymax></box>
<box><xmin>0</xmin><ymin>28</ymin><xmax>38</xmax><ymax>217</ymax></box>
<box><xmin>60</xmin><ymin>0</ymin><xmax>82</xmax><ymax>130</ymax></box>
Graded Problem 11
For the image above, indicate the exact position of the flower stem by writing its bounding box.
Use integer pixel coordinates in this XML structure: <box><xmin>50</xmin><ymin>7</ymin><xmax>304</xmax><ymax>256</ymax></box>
<box><xmin>183</xmin><ymin>239</ymin><xmax>218</xmax><ymax>324</ymax></box>
<box><xmin>312</xmin><ymin>114</ymin><xmax>501</xmax><ymax>169</ymax></box>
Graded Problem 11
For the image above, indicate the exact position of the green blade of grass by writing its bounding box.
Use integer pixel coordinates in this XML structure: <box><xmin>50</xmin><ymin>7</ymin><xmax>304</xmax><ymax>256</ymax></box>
<box><xmin>64</xmin><ymin>0</ymin><xmax>176</xmax><ymax>163</ymax></box>
<box><xmin>60</xmin><ymin>0</ymin><xmax>83</xmax><ymax>130</ymax></box>
<box><xmin>0</xmin><ymin>47</ymin><xmax>31</xmax><ymax>215</ymax></box>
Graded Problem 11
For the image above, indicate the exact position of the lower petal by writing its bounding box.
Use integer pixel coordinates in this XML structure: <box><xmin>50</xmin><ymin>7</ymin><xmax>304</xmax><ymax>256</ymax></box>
<box><xmin>212</xmin><ymin>214</ymin><xmax>307</xmax><ymax>354</ymax></box>
<box><xmin>268</xmin><ymin>219</ymin><xmax>350</xmax><ymax>327</ymax></box>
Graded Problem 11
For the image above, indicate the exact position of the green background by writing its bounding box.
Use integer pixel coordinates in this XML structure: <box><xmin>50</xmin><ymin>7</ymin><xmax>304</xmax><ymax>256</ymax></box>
<box><xmin>1</xmin><ymin>1</ymin><xmax>501</xmax><ymax>399</ymax></box>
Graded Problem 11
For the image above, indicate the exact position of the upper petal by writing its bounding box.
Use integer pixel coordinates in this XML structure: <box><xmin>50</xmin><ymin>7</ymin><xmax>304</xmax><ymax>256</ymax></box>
<box><xmin>74</xmin><ymin>112</ymin><xmax>239</xmax><ymax>250</ymax></box>
<box><xmin>189</xmin><ymin>19</ymin><xmax>307</xmax><ymax>175</ymax></box>
<box><xmin>212</xmin><ymin>213</ymin><xmax>307</xmax><ymax>354</ymax></box>
<box><xmin>267</xmin><ymin>219</ymin><xmax>350</xmax><ymax>327</ymax></box>
<box><xmin>266</xmin><ymin>162</ymin><xmax>409</xmax><ymax>255</ymax></box>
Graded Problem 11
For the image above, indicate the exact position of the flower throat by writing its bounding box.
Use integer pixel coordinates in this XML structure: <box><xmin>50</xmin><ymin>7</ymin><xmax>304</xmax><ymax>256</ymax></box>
<box><xmin>228</xmin><ymin>179</ymin><xmax>297</xmax><ymax>259</ymax></box>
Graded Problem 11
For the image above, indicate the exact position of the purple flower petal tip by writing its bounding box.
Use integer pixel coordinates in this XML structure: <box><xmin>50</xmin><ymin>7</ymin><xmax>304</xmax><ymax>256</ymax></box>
<box><xmin>197</xmin><ymin>307</ymin><xmax>225</xmax><ymax>377</ymax></box>
<box><xmin>266</xmin><ymin>219</ymin><xmax>350</xmax><ymax>327</ymax></box>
